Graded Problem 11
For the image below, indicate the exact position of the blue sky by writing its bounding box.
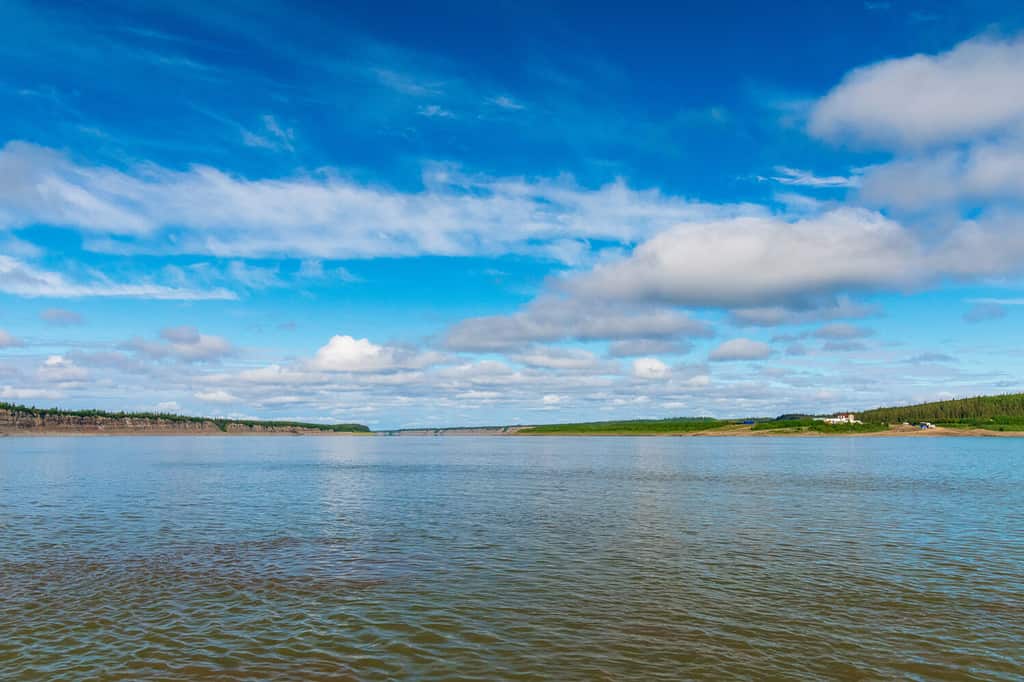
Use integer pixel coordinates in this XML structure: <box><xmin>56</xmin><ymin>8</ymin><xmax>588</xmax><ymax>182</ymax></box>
<box><xmin>3</xmin><ymin>0</ymin><xmax>1024</xmax><ymax>428</ymax></box>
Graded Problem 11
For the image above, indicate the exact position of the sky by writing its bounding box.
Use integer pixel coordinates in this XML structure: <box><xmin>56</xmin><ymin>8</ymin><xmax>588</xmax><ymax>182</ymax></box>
<box><xmin>3</xmin><ymin>0</ymin><xmax>1024</xmax><ymax>428</ymax></box>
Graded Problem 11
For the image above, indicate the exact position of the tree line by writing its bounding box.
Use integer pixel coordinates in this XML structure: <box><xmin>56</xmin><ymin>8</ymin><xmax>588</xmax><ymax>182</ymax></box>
<box><xmin>858</xmin><ymin>393</ymin><xmax>1024</xmax><ymax>424</ymax></box>
<box><xmin>0</xmin><ymin>401</ymin><xmax>369</xmax><ymax>432</ymax></box>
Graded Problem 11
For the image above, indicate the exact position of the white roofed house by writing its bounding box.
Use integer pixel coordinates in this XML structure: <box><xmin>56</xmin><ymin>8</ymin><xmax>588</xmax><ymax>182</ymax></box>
<box><xmin>817</xmin><ymin>413</ymin><xmax>863</xmax><ymax>425</ymax></box>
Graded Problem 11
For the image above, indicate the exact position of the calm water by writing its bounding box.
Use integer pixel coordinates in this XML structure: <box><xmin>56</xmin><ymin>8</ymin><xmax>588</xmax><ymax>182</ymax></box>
<box><xmin>2</xmin><ymin>436</ymin><xmax>1022</xmax><ymax>680</ymax></box>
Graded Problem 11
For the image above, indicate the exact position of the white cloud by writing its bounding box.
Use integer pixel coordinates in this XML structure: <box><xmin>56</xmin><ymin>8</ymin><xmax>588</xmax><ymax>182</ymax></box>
<box><xmin>2</xmin><ymin>316</ymin><xmax>999</xmax><ymax>430</ymax></box>
<box><xmin>821</xmin><ymin>340</ymin><xmax>868</xmax><ymax>353</ymax></box>
<box><xmin>858</xmin><ymin>142</ymin><xmax>1024</xmax><ymax>211</ymax></box>
<box><xmin>490</xmin><ymin>95</ymin><xmax>525</xmax><ymax>110</ymax></box>
<box><xmin>37</xmin><ymin>355</ymin><xmax>89</xmax><ymax>382</ymax></box>
<box><xmin>0</xmin><ymin>329</ymin><xmax>23</xmax><ymax>348</ymax></box>
<box><xmin>418</xmin><ymin>104</ymin><xmax>454</xmax><ymax>118</ymax></box>
<box><xmin>225</xmin><ymin>261</ymin><xmax>282</xmax><ymax>289</ymax></box>
<box><xmin>40</xmin><ymin>308</ymin><xmax>84</xmax><ymax>325</ymax></box>
<box><xmin>0</xmin><ymin>141</ymin><xmax>755</xmax><ymax>262</ymax></box>
<box><xmin>297</xmin><ymin>259</ymin><xmax>325</xmax><ymax>278</ymax></box>
<box><xmin>963</xmin><ymin>302</ymin><xmax>1007</xmax><ymax>323</ymax></box>
<box><xmin>968</xmin><ymin>297</ymin><xmax>1024</xmax><ymax>305</ymax></box>
<box><xmin>0</xmin><ymin>255</ymin><xmax>236</xmax><ymax>300</ymax></box>
<box><xmin>241</xmin><ymin>114</ymin><xmax>295</xmax><ymax>152</ymax></box>
<box><xmin>939</xmin><ymin>213</ymin><xmax>1024</xmax><ymax>278</ymax></box>
<box><xmin>772</xmin><ymin>191</ymin><xmax>827</xmax><ymax>214</ymax></box>
<box><xmin>8</xmin><ymin>32</ymin><xmax>1024</xmax><ymax>426</ymax></box>
<box><xmin>812</xmin><ymin>323</ymin><xmax>874</xmax><ymax>340</ymax></box>
<box><xmin>335</xmin><ymin>266</ymin><xmax>362</xmax><ymax>283</ymax></box>
<box><xmin>801</xmin><ymin>34</ymin><xmax>1024</xmax><ymax>297</ymax></box>
<box><xmin>312</xmin><ymin>336</ymin><xmax>393</xmax><ymax>372</ymax></box>
<box><xmin>445</xmin><ymin>296</ymin><xmax>712</xmax><ymax>352</ymax></box>
<box><xmin>310</xmin><ymin>335</ymin><xmax>438</xmax><ymax>373</ymax></box>
<box><xmin>607</xmin><ymin>338</ymin><xmax>693</xmax><ymax>357</ymax></box>
<box><xmin>730</xmin><ymin>297</ymin><xmax>878</xmax><ymax>326</ymax></box>
<box><xmin>709</xmin><ymin>338</ymin><xmax>772</xmax><ymax>362</ymax></box>
<box><xmin>194</xmin><ymin>389</ymin><xmax>239</xmax><ymax>403</ymax></box>
<box><xmin>810</xmin><ymin>36</ymin><xmax>1024</xmax><ymax>148</ymax></box>
<box><xmin>571</xmin><ymin>209</ymin><xmax>924</xmax><ymax>307</ymax></box>
<box><xmin>297</xmin><ymin>260</ymin><xmax>362</xmax><ymax>283</ymax></box>
<box><xmin>161</xmin><ymin>326</ymin><xmax>202</xmax><ymax>344</ymax></box>
<box><xmin>369</xmin><ymin>66</ymin><xmax>443</xmax><ymax>96</ymax></box>
<box><xmin>514</xmin><ymin>346</ymin><xmax>602</xmax><ymax>370</ymax></box>
<box><xmin>785</xmin><ymin>342</ymin><xmax>808</xmax><ymax>356</ymax></box>
<box><xmin>633</xmin><ymin>357</ymin><xmax>669</xmax><ymax>379</ymax></box>
<box><xmin>0</xmin><ymin>386</ymin><xmax>62</xmax><ymax>400</ymax></box>
<box><xmin>768</xmin><ymin>166</ymin><xmax>859</xmax><ymax>188</ymax></box>
<box><xmin>802</xmin><ymin>36</ymin><xmax>1024</xmax><ymax>231</ymax></box>
<box><xmin>125</xmin><ymin>327</ymin><xmax>235</xmax><ymax>362</ymax></box>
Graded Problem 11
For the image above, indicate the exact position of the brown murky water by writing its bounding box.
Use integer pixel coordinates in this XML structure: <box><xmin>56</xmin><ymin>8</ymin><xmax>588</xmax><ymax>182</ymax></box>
<box><xmin>2</xmin><ymin>436</ymin><xmax>1022</xmax><ymax>679</ymax></box>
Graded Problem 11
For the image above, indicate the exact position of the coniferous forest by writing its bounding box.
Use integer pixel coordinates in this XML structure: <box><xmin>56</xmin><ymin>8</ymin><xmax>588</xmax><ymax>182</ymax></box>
<box><xmin>858</xmin><ymin>394</ymin><xmax>1024</xmax><ymax>427</ymax></box>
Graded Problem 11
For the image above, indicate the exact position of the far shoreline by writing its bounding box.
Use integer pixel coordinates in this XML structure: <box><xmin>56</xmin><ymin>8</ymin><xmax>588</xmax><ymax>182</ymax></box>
<box><xmin>0</xmin><ymin>430</ymin><xmax>371</xmax><ymax>438</ymax></box>
<box><xmin>4</xmin><ymin>425</ymin><xmax>1023</xmax><ymax>438</ymax></box>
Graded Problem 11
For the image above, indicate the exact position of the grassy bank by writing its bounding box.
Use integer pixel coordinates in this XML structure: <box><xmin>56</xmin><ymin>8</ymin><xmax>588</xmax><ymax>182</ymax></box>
<box><xmin>520</xmin><ymin>418</ymin><xmax>729</xmax><ymax>434</ymax></box>
<box><xmin>930</xmin><ymin>419</ymin><xmax>1024</xmax><ymax>432</ymax></box>
<box><xmin>752</xmin><ymin>419</ymin><xmax>888</xmax><ymax>434</ymax></box>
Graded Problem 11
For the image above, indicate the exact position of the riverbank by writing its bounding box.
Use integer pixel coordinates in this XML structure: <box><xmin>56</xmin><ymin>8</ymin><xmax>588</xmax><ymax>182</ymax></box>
<box><xmin>367</xmin><ymin>423</ymin><xmax>1024</xmax><ymax>437</ymax></box>
<box><xmin>7</xmin><ymin>423</ymin><xmax>1023</xmax><ymax>437</ymax></box>
<box><xmin>1</xmin><ymin>429</ymin><xmax>370</xmax><ymax>437</ymax></box>
<box><xmin>691</xmin><ymin>423</ymin><xmax>1024</xmax><ymax>437</ymax></box>
<box><xmin>0</xmin><ymin>405</ymin><xmax>369</xmax><ymax>436</ymax></box>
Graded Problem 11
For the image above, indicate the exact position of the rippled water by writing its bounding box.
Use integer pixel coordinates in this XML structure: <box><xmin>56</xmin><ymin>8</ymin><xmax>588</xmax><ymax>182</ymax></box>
<box><xmin>2</xmin><ymin>436</ymin><xmax>1022</xmax><ymax>679</ymax></box>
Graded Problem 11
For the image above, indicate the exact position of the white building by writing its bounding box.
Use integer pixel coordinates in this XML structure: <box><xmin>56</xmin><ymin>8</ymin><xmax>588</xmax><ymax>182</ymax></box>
<box><xmin>817</xmin><ymin>413</ymin><xmax>862</xmax><ymax>425</ymax></box>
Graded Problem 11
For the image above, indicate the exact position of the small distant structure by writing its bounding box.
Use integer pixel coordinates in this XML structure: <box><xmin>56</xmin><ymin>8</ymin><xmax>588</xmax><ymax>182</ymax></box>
<box><xmin>919</xmin><ymin>422</ymin><xmax>936</xmax><ymax>430</ymax></box>
<box><xmin>816</xmin><ymin>413</ymin><xmax>863</xmax><ymax>425</ymax></box>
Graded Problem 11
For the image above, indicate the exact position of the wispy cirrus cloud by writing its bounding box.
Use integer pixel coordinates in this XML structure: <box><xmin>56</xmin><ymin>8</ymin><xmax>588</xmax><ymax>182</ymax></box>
<box><xmin>0</xmin><ymin>255</ymin><xmax>236</xmax><ymax>300</ymax></box>
<box><xmin>0</xmin><ymin>141</ymin><xmax>754</xmax><ymax>262</ymax></box>
<box><xmin>489</xmin><ymin>95</ymin><xmax>525</xmax><ymax>111</ymax></box>
<box><xmin>766</xmin><ymin>166</ymin><xmax>859</xmax><ymax>188</ymax></box>
<box><xmin>241</xmin><ymin>114</ymin><xmax>295</xmax><ymax>151</ymax></box>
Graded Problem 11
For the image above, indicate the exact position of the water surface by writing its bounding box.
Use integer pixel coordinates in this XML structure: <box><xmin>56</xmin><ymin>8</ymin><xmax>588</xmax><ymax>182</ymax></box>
<box><xmin>2</xmin><ymin>436</ymin><xmax>1022</xmax><ymax>679</ymax></box>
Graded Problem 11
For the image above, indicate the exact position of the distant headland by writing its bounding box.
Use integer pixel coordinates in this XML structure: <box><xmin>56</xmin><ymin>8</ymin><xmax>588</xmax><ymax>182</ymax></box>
<box><xmin>383</xmin><ymin>393</ymin><xmax>1024</xmax><ymax>437</ymax></box>
<box><xmin>5</xmin><ymin>393</ymin><xmax>1024</xmax><ymax>437</ymax></box>
<box><xmin>0</xmin><ymin>402</ymin><xmax>369</xmax><ymax>436</ymax></box>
